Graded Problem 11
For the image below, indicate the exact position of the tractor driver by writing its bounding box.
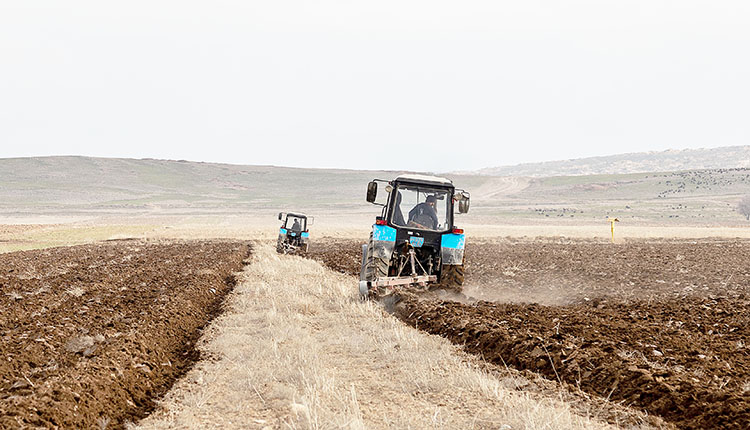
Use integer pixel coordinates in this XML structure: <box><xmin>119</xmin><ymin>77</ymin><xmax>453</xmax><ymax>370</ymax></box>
<box><xmin>408</xmin><ymin>195</ymin><xmax>438</xmax><ymax>230</ymax></box>
<box><xmin>291</xmin><ymin>218</ymin><xmax>302</xmax><ymax>231</ymax></box>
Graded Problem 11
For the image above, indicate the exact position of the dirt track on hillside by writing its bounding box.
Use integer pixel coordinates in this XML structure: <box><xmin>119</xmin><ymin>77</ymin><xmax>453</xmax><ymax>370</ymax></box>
<box><xmin>0</xmin><ymin>240</ymin><xmax>249</xmax><ymax>429</ymax></box>
<box><xmin>308</xmin><ymin>237</ymin><xmax>750</xmax><ymax>429</ymax></box>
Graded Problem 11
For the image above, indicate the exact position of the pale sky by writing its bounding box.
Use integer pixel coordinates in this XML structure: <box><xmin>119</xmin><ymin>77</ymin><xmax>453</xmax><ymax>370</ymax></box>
<box><xmin>1</xmin><ymin>1</ymin><xmax>749</xmax><ymax>172</ymax></box>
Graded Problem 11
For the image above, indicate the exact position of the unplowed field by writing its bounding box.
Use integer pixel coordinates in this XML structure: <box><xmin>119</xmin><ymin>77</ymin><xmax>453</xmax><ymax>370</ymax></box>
<box><xmin>0</xmin><ymin>240</ymin><xmax>250</xmax><ymax>429</ymax></box>
<box><xmin>308</xmin><ymin>238</ymin><xmax>750</xmax><ymax>430</ymax></box>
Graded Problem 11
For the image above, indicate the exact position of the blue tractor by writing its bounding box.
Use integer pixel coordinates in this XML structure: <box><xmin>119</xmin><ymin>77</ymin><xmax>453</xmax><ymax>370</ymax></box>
<box><xmin>276</xmin><ymin>212</ymin><xmax>313</xmax><ymax>254</ymax></box>
<box><xmin>359</xmin><ymin>174</ymin><xmax>470</xmax><ymax>299</ymax></box>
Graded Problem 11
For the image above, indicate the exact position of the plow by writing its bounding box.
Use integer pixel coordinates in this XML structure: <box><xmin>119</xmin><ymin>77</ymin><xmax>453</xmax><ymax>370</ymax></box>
<box><xmin>359</xmin><ymin>245</ymin><xmax>437</xmax><ymax>297</ymax></box>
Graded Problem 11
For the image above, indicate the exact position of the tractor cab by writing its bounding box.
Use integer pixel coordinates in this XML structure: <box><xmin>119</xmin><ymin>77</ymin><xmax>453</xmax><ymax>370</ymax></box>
<box><xmin>360</xmin><ymin>174</ymin><xmax>470</xmax><ymax>298</ymax></box>
<box><xmin>276</xmin><ymin>212</ymin><xmax>313</xmax><ymax>254</ymax></box>
<box><xmin>282</xmin><ymin>213</ymin><xmax>307</xmax><ymax>232</ymax></box>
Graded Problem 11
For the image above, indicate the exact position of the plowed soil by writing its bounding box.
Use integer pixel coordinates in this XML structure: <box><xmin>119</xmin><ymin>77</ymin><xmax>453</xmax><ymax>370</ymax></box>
<box><xmin>0</xmin><ymin>240</ymin><xmax>250</xmax><ymax>429</ymax></box>
<box><xmin>307</xmin><ymin>237</ymin><xmax>750</xmax><ymax>429</ymax></box>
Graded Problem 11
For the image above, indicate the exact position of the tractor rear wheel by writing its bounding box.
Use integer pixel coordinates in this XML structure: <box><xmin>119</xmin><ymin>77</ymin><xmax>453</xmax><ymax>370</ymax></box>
<box><xmin>364</xmin><ymin>236</ymin><xmax>388</xmax><ymax>282</ymax></box>
<box><xmin>440</xmin><ymin>264</ymin><xmax>465</xmax><ymax>288</ymax></box>
<box><xmin>276</xmin><ymin>237</ymin><xmax>284</xmax><ymax>254</ymax></box>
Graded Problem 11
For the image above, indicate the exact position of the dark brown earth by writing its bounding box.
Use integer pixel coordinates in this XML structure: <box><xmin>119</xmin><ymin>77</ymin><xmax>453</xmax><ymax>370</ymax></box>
<box><xmin>0</xmin><ymin>239</ymin><xmax>250</xmax><ymax>429</ymax></box>
<box><xmin>308</xmin><ymin>237</ymin><xmax>750</xmax><ymax>430</ymax></box>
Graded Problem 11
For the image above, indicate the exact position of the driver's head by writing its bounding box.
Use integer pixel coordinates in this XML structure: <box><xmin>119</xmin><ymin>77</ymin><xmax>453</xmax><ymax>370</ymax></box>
<box><xmin>426</xmin><ymin>195</ymin><xmax>437</xmax><ymax>207</ymax></box>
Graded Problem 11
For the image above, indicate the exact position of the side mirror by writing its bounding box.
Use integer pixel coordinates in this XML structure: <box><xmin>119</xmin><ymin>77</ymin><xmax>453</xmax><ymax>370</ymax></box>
<box><xmin>278</xmin><ymin>212</ymin><xmax>285</xmax><ymax>221</ymax></box>
<box><xmin>366</xmin><ymin>181</ymin><xmax>378</xmax><ymax>203</ymax></box>
<box><xmin>458</xmin><ymin>192</ymin><xmax>470</xmax><ymax>214</ymax></box>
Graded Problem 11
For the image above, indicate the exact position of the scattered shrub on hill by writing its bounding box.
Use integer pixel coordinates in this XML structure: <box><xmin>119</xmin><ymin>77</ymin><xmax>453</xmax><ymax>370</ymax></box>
<box><xmin>739</xmin><ymin>195</ymin><xmax>750</xmax><ymax>220</ymax></box>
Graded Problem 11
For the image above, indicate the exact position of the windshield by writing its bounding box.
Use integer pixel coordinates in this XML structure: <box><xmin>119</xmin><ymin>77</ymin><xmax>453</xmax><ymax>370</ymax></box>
<box><xmin>389</xmin><ymin>184</ymin><xmax>451</xmax><ymax>231</ymax></box>
<box><xmin>284</xmin><ymin>215</ymin><xmax>306</xmax><ymax>231</ymax></box>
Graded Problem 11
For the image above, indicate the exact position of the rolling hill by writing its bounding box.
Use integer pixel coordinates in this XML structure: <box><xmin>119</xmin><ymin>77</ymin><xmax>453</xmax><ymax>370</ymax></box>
<box><xmin>0</xmin><ymin>156</ymin><xmax>748</xmax><ymax>225</ymax></box>
<box><xmin>473</xmin><ymin>145</ymin><xmax>750</xmax><ymax>177</ymax></box>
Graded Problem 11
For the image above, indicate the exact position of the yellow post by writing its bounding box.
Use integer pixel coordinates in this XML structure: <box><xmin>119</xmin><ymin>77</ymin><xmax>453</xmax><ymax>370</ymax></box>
<box><xmin>608</xmin><ymin>217</ymin><xmax>619</xmax><ymax>243</ymax></box>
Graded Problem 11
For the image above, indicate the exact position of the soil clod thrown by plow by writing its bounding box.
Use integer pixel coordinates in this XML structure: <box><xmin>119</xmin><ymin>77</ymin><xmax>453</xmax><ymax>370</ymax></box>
<box><xmin>308</xmin><ymin>237</ymin><xmax>750</xmax><ymax>430</ymax></box>
<box><xmin>0</xmin><ymin>239</ymin><xmax>250</xmax><ymax>429</ymax></box>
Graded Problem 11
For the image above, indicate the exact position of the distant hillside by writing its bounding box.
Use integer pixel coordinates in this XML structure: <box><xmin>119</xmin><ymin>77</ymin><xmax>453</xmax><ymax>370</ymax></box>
<box><xmin>0</xmin><ymin>156</ymin><xmax>747</xmax><ymax>225</ymax></box>
<box><xmin>0</xmin><ymin>157</ymin><xmax>373</xmax><ymax>213</ymax></box>
<box><xmin>0</xmin><ymin>156</ymin><xmax>489</xmax><ymax>215</ymax></box>
<box><xmin>474</xmin><ymin>146</ymin><xmax>750</xmax><ymax>177</ymax></box>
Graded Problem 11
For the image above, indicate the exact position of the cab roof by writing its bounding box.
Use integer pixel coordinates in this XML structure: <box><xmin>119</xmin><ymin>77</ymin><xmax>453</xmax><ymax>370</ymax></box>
<box><xmin>395</xmin><ymin>174</ymin><xmax>453</xmax><ymax>187</ymax></box>
<box><xmin>286</xmin><ymin>212</ymin><xmax>307</xmax><ymax>218</ymax></box>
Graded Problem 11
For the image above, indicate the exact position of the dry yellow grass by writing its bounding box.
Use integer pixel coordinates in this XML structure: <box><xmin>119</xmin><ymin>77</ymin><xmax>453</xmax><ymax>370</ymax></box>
<box><xmin>462</xmin><ymin>223</ymin><xmax>750</xmax><ymax>240</ymax></box>
<box><xmin>0</xmin><ymin>212</ymin><xmax>750</xmax><ymax>252</ymax></box>
<box><xmin>3</xmin><ymin>214</ymin><xmax>748</xmax><ymax>255</ymax></box>
<box><xmin>134</xmin><ymin>243</ymin><xmax>636</xmax><ymax>430</ymax></box>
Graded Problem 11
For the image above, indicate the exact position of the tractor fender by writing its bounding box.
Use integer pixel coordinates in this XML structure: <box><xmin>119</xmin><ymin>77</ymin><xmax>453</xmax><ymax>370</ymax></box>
<box><xmin>371</xmin><ymin>224</ymin><xmax>396</xmax><ymax>264</ymax></box>
<box><xmin>441</xmin><ymin>233</ymin><xmax>465</xmax><ymax>265</ymax></box>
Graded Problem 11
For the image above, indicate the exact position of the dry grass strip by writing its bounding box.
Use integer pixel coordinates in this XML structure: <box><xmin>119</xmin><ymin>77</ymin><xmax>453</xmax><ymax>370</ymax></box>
<box><xmin>135</xmin><ymin>243</ymin><xmax>623</xmax><ymax>430</ymax></box>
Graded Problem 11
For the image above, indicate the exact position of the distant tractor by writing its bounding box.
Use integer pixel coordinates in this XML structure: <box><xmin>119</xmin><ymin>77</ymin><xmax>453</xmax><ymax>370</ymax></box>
<box><xmin>359</xmin><ymin>174</ymin><xmax>470</xmax><ymax>299</ymax></box>
<box><xmin>276</xmin><ymin>212</ymin><xmax>313</xmax><ymax>254</ymax></box>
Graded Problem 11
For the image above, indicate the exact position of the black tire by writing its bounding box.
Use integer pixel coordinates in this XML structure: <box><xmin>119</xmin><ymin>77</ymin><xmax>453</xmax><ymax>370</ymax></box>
<box><xmin>364</xmin><ymin>236</ymin><xmax>388</xmax><ymax>282</ymax></box>
<box><xmin>440</xmin><ymin>264</ymin><xmax>464</xmax><ymax>288</ymax></box>
<box><xmin>276</xmin><ymin>237</ymin><xmax>284</xmax><ymax>254</ymax></box>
